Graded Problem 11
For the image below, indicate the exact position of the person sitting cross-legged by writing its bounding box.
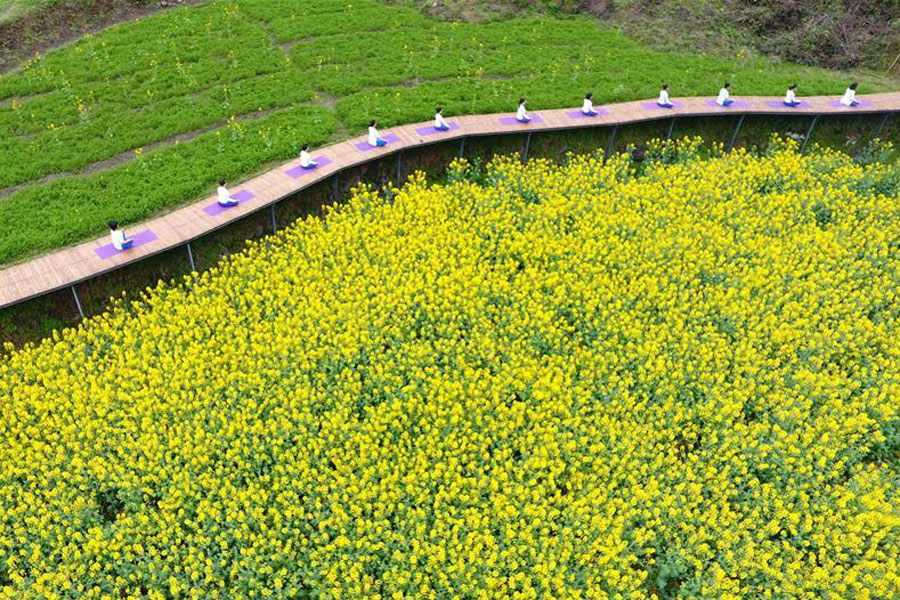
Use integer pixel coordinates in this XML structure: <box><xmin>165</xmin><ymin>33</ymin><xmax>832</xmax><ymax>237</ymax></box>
<box><xmin>217</xmin><ymin>180</ymin><xmax>238</xmax><ymax>207</ymax></box>
<box><xmin>109</xmin><ymin>220</ymin><xmax>133</xmax><ymax>251</ymax></box>
<box><xmin>516</xmin><ymin>98</ymin><xmax>531</xmax><ymax>123</ymax></box>
<box><xmin>434</xmin><ymin>107</ymin><xmax>451</xmax><ymax>131</ymax></box>
<box><xmin>658</xmin><ymin>84</ymin><xmax>674</xmax><ymax>108</ymax></box>
<box><xmin>582</xmin><ymin>92</ymin><xmax>599</xmax><ymax>116</ymax></box>
<box><xmin>840</xmin><ymin>82</ymin><xmax>860</xmax><ymax>107</ymax></box>
<box><xmin>300</xmin><ymin>144</ymin><xmax>318</xmax><ymax>169</ymax></box>
<box><xmin>784</xmin><ymin>83</ymin><xmax>801</xmax><ymax>107</ymax></box>
<box><xmin>368</xmin><ymin>120</ymin><xmax>387</xmax><ymax>147</ymax></box>
<box><xmin>716</xmin><ymin>82</ymin><xmax>733</xmax><ymax>106</ymax></box>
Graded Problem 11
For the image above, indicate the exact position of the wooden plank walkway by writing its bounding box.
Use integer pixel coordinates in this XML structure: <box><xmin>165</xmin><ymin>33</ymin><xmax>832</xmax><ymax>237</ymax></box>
<box><xmin>1</xmin><ymin>92</ymin><xmax>899</xmax><ymax>310</ymax></box>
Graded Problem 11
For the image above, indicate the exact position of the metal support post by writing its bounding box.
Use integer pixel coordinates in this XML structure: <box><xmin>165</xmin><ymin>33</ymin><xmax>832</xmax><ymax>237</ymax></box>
<box><xmin>71</xmin><ymin>285</ymin><xmax>85</xmax><ymax>319</ymax></box>
<box><xmin>800</xmin><ymin>115</ymin><xmax>819</xmax><ymax>154</ymax></box>
<box><xmin>459</xmin><ymin>138</ymin><xmax>466</xmax><ymax>158</ymax></box>
<box><xmin>523</xmin><ymin>132</ymin><xmax>532</xmax><ymax>162</ymax></box>
<box><xmin>873</xmin><ymin>113</ymin><xmax>891</xmax><ymax>141</ymax></box>
<box><xmin>396</xmin><ymin>152</ymin><xmax>402</xmax><ymax>183</ymax></box>
<box><xmin>604</xmin><ymin>125</ymin><xmax>619</xmax><ymax>163</ymax></box>
<box><xmin>186</xmin><ymin>242</ymin><xmax>196</xmax><ymax>271</ymax></box>
<box><xmin>270</xmin><ymin>204</ymin><xmax>277</xmax><ymax>234</ymax></box>
<box><xmin>332</xmin><ymin>174</ymin><xmax>339</xmax><ymax>203</ymax></box>
<box><xmin>666</xmin><ymin>117</ymin><xmax>677</xmax><ymax>140</ymax></box>
<box><xmin>727</xmin><ymin>114</ymin><xmax>746</xmax><ymax>152</ymax></box>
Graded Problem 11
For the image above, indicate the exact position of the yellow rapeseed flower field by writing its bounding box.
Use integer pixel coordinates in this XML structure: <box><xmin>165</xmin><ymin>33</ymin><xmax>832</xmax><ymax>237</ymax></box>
<box><xmin>1</xmin><ymin>138</ymin><xmax>899</xmax><ymax>599</ymax></box>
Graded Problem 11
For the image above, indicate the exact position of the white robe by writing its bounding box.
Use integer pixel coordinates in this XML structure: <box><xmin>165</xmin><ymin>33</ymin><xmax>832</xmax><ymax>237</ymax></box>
<box><xmin>368</xmin><ymin>126</ymin><xmax>381</xmax><ymax>146</ymax></box>
<box><xmin>658</xmin><ymin>90</ymin><xmax>671</xmax><ymax>105</ymax></box>
<box><xmin>716</xmin><ymin>88</ymin><xmax>730</xmax><ymax>106</ymax></box>
<box><xmin>111</xmin><ymin>228</ymin><xmax>128</xmax><ymax>250</ymax></box>
<box><xmin>300</xmin><ymin>150</ymin><xmax>316</xmax><ymax>167</ymax></box>
<box><xmin>217</xmin><ymin>185</ymin><xmax>233</xmax><ymax>206</ymax></box>
<box><xmin>516</xmin><ymin>103</ymin><xmax>529</xmax><ymax>120</ymax></box>
<box><xmin>434</xmin><ymin>112</ymin><xmax>448</xmax><ymax>128</ymax></box>
<box><xmin>840</xmin><ymin>87</ymin><xmax>856</xmax><ymax>106</ymax></box>
<box><xmin>582</xmin><ymin>98</ymin><xmax>594</xmax><ymax>114</ymax></box>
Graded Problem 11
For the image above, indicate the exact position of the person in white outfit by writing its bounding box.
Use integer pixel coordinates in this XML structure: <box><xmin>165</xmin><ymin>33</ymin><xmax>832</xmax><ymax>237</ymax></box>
<box><xmin>784</xmin><ymin>84</ymin><xmax>800</xmax><ymax>107</ymax></box>
<box><xmin>658</xmin><ymin>84</ymin><xmax>674</xmax><ymax>108</ymax></box>
<box><xmin>516</xmin><ymin>98</ymin><xmax>531</xmax><ymax>123</ymax></box>
<box><xmin>582</xmin><ymin>92</ymin><xmax>598</xmax><ymax>116</ymax></box>
<box><xmin>217</xmin><ymin>180</ymin><xmax>238</xmax><ymax>207</ymax></box>
<box><xmin>368</xmin><ymin>120</ymin><xmax>387</xmax><ymax>147</ymax></box>
<box><xmin>716</xmin><ymin>82</ymin><xmax>733</xmax><ymax>106</ymax></box>
<box><xmin>434</xmin><ymin>107</ymin><xmax>450</xmax><ymax>131</ymax></box>
<box><xmin>840</xmin><ymin>82</ymin><xmax>859</xmax><ymax>107</ymax></box>
<box><xmin>109</xmin><ymin>221</ymin><xmax>133</xmax><ymax>250</ymax></box>
<box><xmin>300</xmin><ymin>144</ymin><xmax>318</xmax><ymax>169</ymax></box>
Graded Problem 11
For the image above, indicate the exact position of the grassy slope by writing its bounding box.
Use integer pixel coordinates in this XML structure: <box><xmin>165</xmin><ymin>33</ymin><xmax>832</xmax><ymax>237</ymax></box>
<box><xmin>0</xmin><ymin>0</ymin><xmax>896</xmax><ymax>265</ymax></box>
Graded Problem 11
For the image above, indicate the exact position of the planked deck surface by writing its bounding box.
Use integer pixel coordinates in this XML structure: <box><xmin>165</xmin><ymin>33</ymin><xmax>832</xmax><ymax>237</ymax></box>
<box><xmin>1</xmin><ymin>92</ymin><xmax>899</xmax><ymax>310</ymax></box>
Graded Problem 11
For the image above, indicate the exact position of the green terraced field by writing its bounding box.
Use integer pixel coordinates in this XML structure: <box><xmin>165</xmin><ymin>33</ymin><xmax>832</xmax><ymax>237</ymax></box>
<box><xmin>0</xmin><ymin>0</ymin><xmax>895</xmax><ymax>265</ymax></box>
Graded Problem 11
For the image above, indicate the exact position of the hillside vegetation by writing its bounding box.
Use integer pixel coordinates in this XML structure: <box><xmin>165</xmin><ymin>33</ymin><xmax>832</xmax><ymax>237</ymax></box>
<box><xmin>0</xmin><ymin>0</ymin><xmax>895</xmax><ymax>265</ymax></box>
<box><xmin>2</xmin><ymin>139</ymin><xmax>900</xmax><ymax>598</ymax></box>
<box><xmin>414</xmin><ymin>0</ymin><xmax>900</xmax><ymax>73</ymax></box>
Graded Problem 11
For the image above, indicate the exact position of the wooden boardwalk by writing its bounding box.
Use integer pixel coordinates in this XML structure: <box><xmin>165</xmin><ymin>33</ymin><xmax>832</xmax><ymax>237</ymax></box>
<box><xmin>1</xmin><ymin>92</ymin><xmax>899</xmax><ymax>311</ymax></box>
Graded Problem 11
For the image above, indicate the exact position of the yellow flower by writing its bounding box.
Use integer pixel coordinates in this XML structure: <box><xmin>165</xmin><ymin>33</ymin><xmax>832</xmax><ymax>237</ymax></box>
<box><xmin>1</xmin><ymin>138</ymin><xmax>899</xmax><ymax>599</ymax></box>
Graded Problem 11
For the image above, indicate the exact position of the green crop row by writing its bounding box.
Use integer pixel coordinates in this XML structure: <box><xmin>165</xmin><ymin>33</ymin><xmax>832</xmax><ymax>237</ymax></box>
<box><xmin>0</xmin><ymin>105</ymin><xmax>337</xmax><ymax>263</ymax></box>
<box><xmin>0</xmin><ymin>0</ymin><xmax>894</xmax><ymax>266</ymax></box>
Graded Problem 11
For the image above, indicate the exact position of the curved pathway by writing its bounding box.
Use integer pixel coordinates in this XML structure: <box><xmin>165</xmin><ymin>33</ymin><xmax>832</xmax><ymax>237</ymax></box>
<box><xmin>1</xmin><ymin>92</ymin><xmax>899</xmax><ymax>311</ymax></box>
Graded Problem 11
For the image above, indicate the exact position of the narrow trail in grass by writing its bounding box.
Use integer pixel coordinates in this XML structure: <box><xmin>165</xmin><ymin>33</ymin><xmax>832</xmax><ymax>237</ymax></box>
<box><xmin>0</xmin><ymin>106</ymin><xmax>283</xmax><ymax>200</ymax></box>
<box><xmin>0</xmin><ymin>66</ymin><xmax>517</xmax><ymax>203</ymax></box>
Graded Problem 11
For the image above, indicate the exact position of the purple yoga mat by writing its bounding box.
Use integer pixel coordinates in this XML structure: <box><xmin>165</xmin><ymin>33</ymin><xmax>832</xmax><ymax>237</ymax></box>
<box><xmin>499</xmin><ymin>114</ymin><xmax>544</xmax><ymax>125</ymax></box>
<box><xmin>766</xmin><ymin>100</ymin><xmax>812</xmax><ymax>108</ymax></box>
<box><xmin>232</xmin><ymin>190</ymin><xmax>255</xmax><ymax>202</ymax></box>
<box><xmin>356</xmin><ymin>133</ymin><xmax>401</xmax><ymax>152</ymax></box>
<box><xmin>415</xmin><ymin>121</ymin><xmax>461</xmax><ymax>136</ymax></box>
<box><xmin>285</xmin><ymin>156</ymin><xmax>333</xmax><ymax>178</ymax></box>
<box><xmin>203</xmin><ymin>202</ymin><xmax>237</xmax><ymax>216</ymax></box>
<box><xmin>94</xmin><ymin>229</ymin><xmax>157</xmax><ymax>259</ymax></box>
<box><xmin>565</xmin><ymin>109</ymin><xmax>608</xmax><ymax>119</ymax></box>
<box><xmin>203</xmin><ymin>189</ymin><xmax>256</xmax><ymax>216</ymax></box>
<box><xmin>829</xmin><ymin>98</ymin><xmax>873</xmax><ymax>108</ymax></box>
<box><xmin>641</xmin><ymin>101</ymin><xmax>682</xmax><ymax>110</ymax></box>
<box><xmin>706</xmin><ymin>99</ymin><xmax>750</xmax><ymax>108</ymax></box>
